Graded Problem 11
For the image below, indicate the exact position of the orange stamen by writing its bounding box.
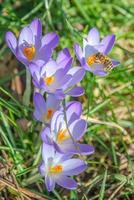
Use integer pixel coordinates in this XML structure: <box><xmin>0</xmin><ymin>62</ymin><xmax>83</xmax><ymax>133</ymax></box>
<box><xmin>23</xmin><ymin>46</ymin><xmax>36</xmax><ymax>61</ymax></box>
<box><xmin>46</xmin><ymin>108</ymin><xmax>54</xmax><ymax>120</ymax></box>
<box><xmin>44</xmin><ymin>76</ymin><xmax>55</xmax><ymax>86</ymax></box>
<box><xmin>49</xmin><ymin>165</ymin><xmax>63</xmax><ymax>173</ymax></box>
<box><xmin>42</xmin><ymin>108</ymin><xmax>54</xmax><ymax>122</ymax></box>
<box><xmin>57</xmin><ymin>129</ymin><xmax>70</xmax><ymax>143</ymax></box>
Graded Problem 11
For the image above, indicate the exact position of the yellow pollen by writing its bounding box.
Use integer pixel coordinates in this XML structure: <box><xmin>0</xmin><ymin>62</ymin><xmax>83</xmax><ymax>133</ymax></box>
<box><xmin>46</xmin><ymin>108</ymin><xmax>54</xmax><ymax>120</ymax></box>
<box><xmin>49</xmin><ymin>165</ymin><xmax>63</xmax><ymax>173</ymax></box>
<box><xmin>44</xmin><ymin>76</ymin><xmax>55</xmax><ymax>86</ymax></box>
<box><xmin>57</xmin><ymin>129</ymin><xmax>70</xmax><ymax>143</ymax></box>
<box><xmin>86</xmin><ymin>55</ymin><xmax>96</xmax><ymax>65</ymax></box>
<box><xmin>23</xmin><ymin>46</ymin><xmax>36</xmax><ymax>61</ymax></box>
<box><xmin>42</xmin><ymin>108</ymin><xmax>54</xmax><ymax>122</ymax></box>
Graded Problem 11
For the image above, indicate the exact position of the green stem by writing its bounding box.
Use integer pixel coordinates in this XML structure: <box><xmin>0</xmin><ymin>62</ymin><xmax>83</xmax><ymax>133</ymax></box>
<box><xmin>86</xmin><ymin>73</ymin><xmax>95</xmax><ymax>119</ymax></box>
<box><xmin>23</xmin><ymin>68</ymin><xmax>31</xmax><ymax>106</ymax></box>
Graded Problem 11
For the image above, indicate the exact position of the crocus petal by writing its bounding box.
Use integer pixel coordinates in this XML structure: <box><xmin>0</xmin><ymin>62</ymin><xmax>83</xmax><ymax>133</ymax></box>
<box><xmin>54</xmin><ymin>70</ymin><xmax>71</xmax><ymax>89</ymax></box>
<box><xmin>89</xmin><ymin>63</ymin><xmax>107</xmax><ymax>76</ymax></box>
<box><xmin>82</xmin><ymin>62</ymin><xmax>93</xmax><ymax>71</ymax></box>
<box><xmin>77</xmin><ymin>143</ymin><xmax>95</xmax><ymax>155</ymax></box>
<box><xmin>53</xmin><ymin>141</ymin><xmax>64</xmax><ymax>153</ymax></box>
<box><xmin>93</xmin><ymin>71</ymin><xmax>107</xmax><ymax>76</ymax></box>
<box><xmin>66</xmin><ymin>86</ymin><xmax>84</xmax><ymax>97</ymax></box>
<box><xmin>69</xmin><ymin>119</ymin><xmax>87</xmax><ymax>141</ymax></box>
<box><xmin>45</xmin><ymin>175</ymin><xmax>55</xmax><ymax>192</ymax></box>
<box><xmin>5</xmin><ymin>32</ymin><xmax>17</xmax><ymax>54</ymax></box>
<box><xmin>57</xmin><ymin>57</ymin><xmax>72</xmax><ymax>74</ymax></box>
<box><xmin>36</xmin><ymin>46</ymin><xmax>52</xmax><ymax>65</ymax></box>
<box><xmin>29</xmin><ymin>18</ymin><xmax>42</xmax><ymax>38</ymax></box>
<box><xmin>84</xmin><ymin>44</ymin><xmax>98</xmax><ymax>59</ymax></box>
<box><xmin>51</xmin><ymin>111</ymin><xmax>64</xmax><ymax>135</ymax></box>
<box><xmin>16</xmin><ymin>54</ymin><xmax>29</xmax><ymax>66</ymax></box>
<box><xmin>55</xmin><ymin>153</ymin><xmax>73</xmax><ymax>163</ymax></box>
<box><xmin>32</xmin><ymin>73</ymin><xmax>40</xmax><ymax>88</ymax></box>
<box><xmin>66</xmin><ymin>101</ymin><xmax>82</xmax><ymax>124</ymax></box>
<box><xmin>53</xmin><ymin>89</ymin><xmax>65</xmax><ymax>99</ymax></box>
<box><xmin>29</xmin><ymin>63</ymin><xmax>41</xmax><ymax>79</ymax></box>
<box><xmin>67</xmin><ymin>67</ymin><xmax>85</xmax><ymax>88</ymax></box>
<box><xmin>42</xmin><ymin>143</ymin><xmax>55</xmax><ymax>162</ymax></box>
<box><xmin>62</xmin><ymin>159</ymin><xmax>87</xmax><ymax>175</ymax></box>
<box><xmin>57</xmin><ymin>75</ymin><xmax>72</xmax><ymax>89</ymax></box>
<box><xmin>56</xmin><ymin>175</ymin><xmax>77</xmax><ymax>190</ymax></box>
<box><xmin>87</xmin><ymin>27</ymin><xmax>100</xmax><ymax>45</ymax></box>
<box><xmin>41</xmin><ymin>127</ymin><xmax>51</xmax><ymax>143</ymax></box>
<box><xmin>18</xmin><ymin>27</ymin><xmax>34</xmax><ymax>46</ymax></box>
<box><xmin>99</xmin><ymin>34</ymin><xmax>115</xmax><ymax>54</ymax></box>
<box><xmin>33</xmin><ymin>92</ymin><xmax>46</xmax><ymax>121</ymax></box>
<box><xmin>54</xmin><ymin>68</ymin><xmax>69</xmax><ymax>81</ymax></box>
<box><xmin>60</xmin><ymin>141</ymin><xmax>94</xmax><ymax>155</ymax></box>
<box><xmin>112</xmin><ymin>59</ymin><xmax>120</xmax><ymax>66</ymax></box>
<box><xmin>39</xmin><ymin>161</ymin><xmax>46</xmax><ymax>176</ymax></box>
<box><xmin>41</xmin><ymin>32</ymin><xmax>59</xmax><ymax>49</ymax></box>
<box><xmin>34</xmin><ymin>107</ymin><xmax>43</xmax><ymax>122</ymax></box>
<box><xmin>74</xmin><ymin>43</ymin><xmax>83</xmax><ymax>64</ymax></box>
<box><xmin>41</xmin><ymin>60</ymin><xmax>58</xmax><ymax>77</ymax></box>
<box><xmin>46</xmin><ymin>94</ymin><xmax>60</xmax><ymax>110</ymax></box>
<box><xmin>29</xmin><ymin>18</ymin><xmax>42</xmax><ymax>48</ymax></box>
<box><xmin>57</xmin><ymin>48</ymin><xmax>71</xmax><ymax>64</ymax></box>
<box><xmin>33</xmin><ymin>92</ymin><xmax>46</xmax><ymax>110</ymax></box>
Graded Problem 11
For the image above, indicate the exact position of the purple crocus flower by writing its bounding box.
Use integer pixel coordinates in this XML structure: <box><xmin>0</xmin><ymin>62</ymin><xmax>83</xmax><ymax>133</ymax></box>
<box><xmin>33</xmin><ymin>92</ymin><xmax>60</xmax><ymax>124</ymax></box>
<box><xmin>41</xmin><ymin>101</ymin><xmax>94</xmax><ymax>155</ymax></box>
<box><xmin>74</xmin><ymin>27</ymin><xmax>120</xmax><ymax>76</ymax></box>
<box><xmin>30</xmin><ymin>48</ymin><xmax>85</xmax><ymax>98</ymax></box>
<box><xmin>39</xmin><ymin>143</ymin><xmax>87</xmax><ymax>191</ymax></box>
<box><xmin>5</xmin><ymin>18</ymin><xmax>59</xmax><ymax>68</ymax></box>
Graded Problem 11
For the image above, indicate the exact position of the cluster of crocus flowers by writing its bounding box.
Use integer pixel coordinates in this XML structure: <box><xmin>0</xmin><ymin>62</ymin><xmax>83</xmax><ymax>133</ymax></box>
<box><xmin>6</xmin><ymin>18</ymin><xmax>119</xmax><ymax>192</ymax></box>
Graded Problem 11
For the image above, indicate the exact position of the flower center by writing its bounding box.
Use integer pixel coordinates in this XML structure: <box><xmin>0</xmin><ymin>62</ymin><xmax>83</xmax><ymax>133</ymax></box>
<box><xmin>44</xmin><ymin>76</ymin><xmax>55</xmax><ymax>86</ymax></box>
<box><xmin>86</xmin><ymin>55</ymin><xmax>96</xmax><ymax>65</ymax></box>
<box><xmin>49</xmin><ymin>165</ymin><xmax>63</xmax><ymax>174</ymax></box>
<box><xmin>42</xmin><ymin>108</ymin><xmax>54</xmax><ymax>122</ymax></box>
<box><xmin>47</xmin><ymin>108</ymin><xmax>54</xmax><ymax>120</ymax></box>
<box><xmin>23</xmin><ymin>46</ymin><xmax>36</xmax><ymax>61</ymax></box>
<box><xmin>57</xmin><ymin>129</ymin><xmax>70</xmax><ymax>143</ymax></box>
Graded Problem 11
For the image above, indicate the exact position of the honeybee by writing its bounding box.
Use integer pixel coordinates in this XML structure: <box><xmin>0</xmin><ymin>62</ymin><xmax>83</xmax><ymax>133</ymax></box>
<box><xmin>87</xmin><ymin>52</ymin><xmax>114</xmax><ymax>72</ymax></box>
<box><xmin>95</xmin><ymin>52</ymin><xmax>114</xmax><ymax>72</ymax></box>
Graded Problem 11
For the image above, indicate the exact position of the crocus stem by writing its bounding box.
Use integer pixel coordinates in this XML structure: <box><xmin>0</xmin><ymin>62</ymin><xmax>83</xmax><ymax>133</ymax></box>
<box><xmin>86</xmin><ymin>73</ymin><xmax>95</xmax><ymax>120</ymax></box>
<box><xmin>23</xmin><ymin>68</ymin><xmax>31</xmax><ymax>106</ymax></box>
<box><xmin>62</xmin><ymin>99</ymin><xmax>83</xmax><ymax>159</ymax></box>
